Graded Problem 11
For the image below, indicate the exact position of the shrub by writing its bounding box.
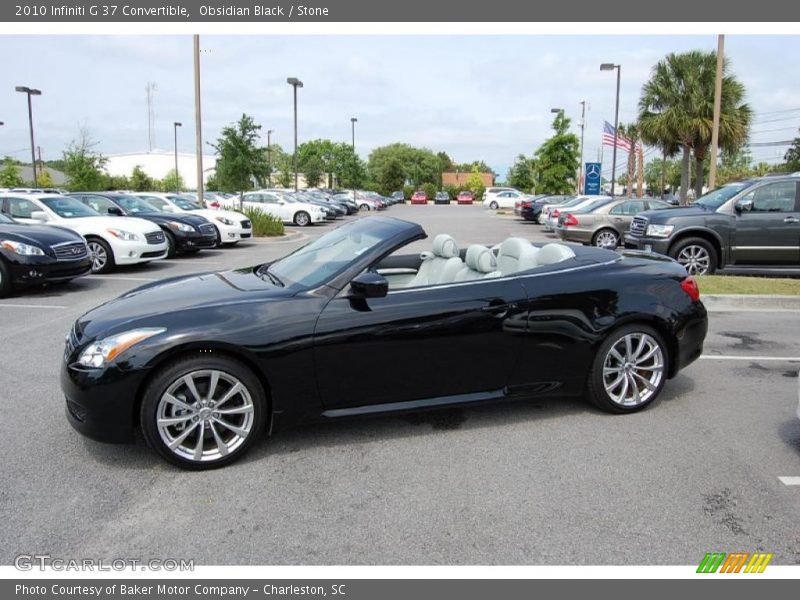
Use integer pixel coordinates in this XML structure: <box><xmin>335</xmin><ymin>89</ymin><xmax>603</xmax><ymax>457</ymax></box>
<box><xmin>402</xmin><ymin>185</ymin><xmax>415</xmax><ymax>200</ymax></box>
<box><xmin>243</xmin><ymin>207</ymin><xmax>284</xmax><ymax>237</ymax></box>
<box><xmin>422</xmin><ymin>182</ymin><xmax>437</xmax><ymax>201</ymax></box>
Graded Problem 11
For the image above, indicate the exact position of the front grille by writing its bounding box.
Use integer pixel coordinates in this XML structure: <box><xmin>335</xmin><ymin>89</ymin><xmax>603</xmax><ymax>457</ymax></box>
<box><xmin>145</xmin><ymin>231</ymin><xmax>165</xmax><ymax>245</ymax></box>
<box><xmin>630</xmin><ymin>216</ymin><xmax>648</xmax><ymax>237</ymax></box>
<box><xmin>53</xmin><ymin>241</ymin><xmax>89</xmax><ymax>261</ymax></box>
<box><xmin>241</xmin><ymin>233</ymin><xmax>251</xmax><ymax>239</ymax></box>
<box><xmin>199</xmin><ymin>223</ymin><xmax>216</xmax><ymax>236</ymax></box>
<box><xmin>241</xmin><ymin>220</ymin><xmax>252</xmax><ymax>229</ymax></box>
<box><xmin>142</xmin><ymin>250</ymin><xmax>165</xmax><ymax>258</ymax></box>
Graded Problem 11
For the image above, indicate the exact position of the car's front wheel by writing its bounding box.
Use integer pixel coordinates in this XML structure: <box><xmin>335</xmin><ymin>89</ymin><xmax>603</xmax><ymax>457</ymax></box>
<box><xmin>359</xmin><ymin>203</ymin><xmax>371</xmax><ymax>212</ymax></box>
<box><xmin>86</xmin><ymin>238</ymin><xmax>115</xmax><ymax>274</ymax></box>
<box><xmin>140</xmin><ymin>355</ymin><xmax>267</xmax><ymax>469</ymax></box>
<box><xmin>593</xmin><ymin>228</ymin><xmax>620</xmax><ymax>248</ymax></box>
<box><xmin>0</xmin><ymin>259</ymin><xmax>12</xmax><ymax>298</ymax></box>
<box><xmin>586</xmin><ymin>324</ymin><xmax>668</xmax><ymax>414</ymax></box>
<box><xmin>669</xmin><ymin>237</ymin><xmax>717</xmax><ymax>275</ymax></box>
<box><xmin>489</xmin><ymin>201</ymin><xmax>499</xmax><ymax>210</ymax></box>
<box><xmin>293</xmin><ymin>211</ymin><xmax>311</xmax><ymax>227</ymax></box>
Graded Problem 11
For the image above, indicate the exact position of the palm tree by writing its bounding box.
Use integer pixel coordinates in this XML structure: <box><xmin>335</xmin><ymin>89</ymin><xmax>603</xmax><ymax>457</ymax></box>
<box><xmin>618</xmin><ymin>122</ymin><xmax>642</xmax><ymax>197</ymax></box>
<box><xmin>638</xmin><ymin>51</ymin><xmax>751</xmax><ymax>203</ymax></box>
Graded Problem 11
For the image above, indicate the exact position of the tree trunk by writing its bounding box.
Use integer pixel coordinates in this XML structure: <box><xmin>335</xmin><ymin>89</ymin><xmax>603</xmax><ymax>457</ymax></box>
<box><xmin>680</xmin><ymin>145</ymin><xmax>691</xmax><ymax>205</ymax></box>
<box><xmin>627</xmin><ymin>150</ymin><xmax>635</xmax><ymax>197</ymax></box>
<box><xmin>637</xmin><ymin>146</ymin><xmax>644</xmax><ymax>198</ymax></box>
<box><xmin>694</xmin><ymin>152</ymin><xmax>705</xmax><ymax>200</ymax></box>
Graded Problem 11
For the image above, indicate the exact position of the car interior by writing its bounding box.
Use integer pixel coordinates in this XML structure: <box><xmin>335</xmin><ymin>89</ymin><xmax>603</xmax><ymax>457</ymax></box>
<box><xmin>375</xmin><ymin>234</ymin><xmax>583</xmax><ymax>290</ymax></box>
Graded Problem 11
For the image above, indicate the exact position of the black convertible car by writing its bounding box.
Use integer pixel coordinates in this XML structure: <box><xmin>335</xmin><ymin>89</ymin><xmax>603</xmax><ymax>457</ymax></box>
<box><xmin>0</xmin><ymin>213</ymin><xmax>92</xmax><ymax>297</ymax></box>
<box><xmin>62</xmin><ymin>216</ymin><xmax>707</xmax><ymax>469</ymax></box>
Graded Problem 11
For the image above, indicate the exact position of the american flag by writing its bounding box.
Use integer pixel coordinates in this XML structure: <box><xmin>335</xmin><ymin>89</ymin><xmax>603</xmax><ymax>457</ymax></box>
<box><xmin>603</xmin><ymin>121</ymin><xmax>633</xmax><ymax>152</ymax></box>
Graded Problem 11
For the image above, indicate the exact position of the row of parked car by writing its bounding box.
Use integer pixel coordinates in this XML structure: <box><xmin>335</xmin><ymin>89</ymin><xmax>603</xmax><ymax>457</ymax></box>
<box><xmin>515</xmin><ymin>174</ymin><xmax>800</xmax><ymax>275</ymax></box>
<box><xmin>408</xmin><ymin>190</ymin><xmax>476</xmax><ymax>204</ymax></box>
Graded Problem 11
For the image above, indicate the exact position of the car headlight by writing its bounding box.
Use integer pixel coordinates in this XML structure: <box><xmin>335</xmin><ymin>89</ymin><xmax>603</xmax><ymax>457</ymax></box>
<box><xmin>77</xmin><ymin>328</ymin><xmax>165</xmax><ymax>369</ymax></box>
<box><xmin>0</xmin><ymin>240</ymin><xmax>45</xmax><ymax>256</ymax></box>
<box><xmin>106</xmin><ymin>228</ymin><xmax>140</xmax><ymax>242</ymax></box>
<box><xmin>167</xmin><ymin>221</ymin><xmax>195</xmax><ymax>233</ymax></box>
<box><xmin>645</xmin><ymin>224</ymin><xmax>675</xmax><ymax>238</ymax></box>
<box><xmin>214</xmin><ymin>216</ymin><xmax>235</xmax><ymax>226</ymax></box>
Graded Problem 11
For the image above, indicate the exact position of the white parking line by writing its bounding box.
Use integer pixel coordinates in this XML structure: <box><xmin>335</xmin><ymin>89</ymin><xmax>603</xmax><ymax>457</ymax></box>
<box><xmin>778</xmin><ymin>477</ymin><xmax>800</xmax><ymax>486</ymax></box>
<box><xmin>700</xmin><ymin>355</ymin><xmax>800</xmax><ymax>362</ymax></box>
<box><xmin>87</xmin><ymin>275</ymin><xmax>157</xmax><ymax>282</ymax></box>
<box><xmin>0</xmin><ymin>303</ymin><xmax>67</xmax><ymax>309</ymax></box>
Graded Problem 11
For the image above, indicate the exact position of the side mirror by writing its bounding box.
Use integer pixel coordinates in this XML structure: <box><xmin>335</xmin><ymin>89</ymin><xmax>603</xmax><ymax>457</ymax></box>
<box><xmin>349</xmin><ymin>271</ymin><xmax>388</xmax><ymax>299</ymax></box>
<box><xmin>30</xmin><ymin>211</ymin><xmax>49</xmax><ymax>221</ymax></box>
<box><xmin>107</xmin><ymin>206</ymin><xmax>124</xmax><ymax>216</ymax></box>
<box><xmin>735</xmin><ymin>198</ymin><xmax>753</xmax><ymax>213</ymax></box>
<box><xmin>278</xmin><ymin>200</ymin><xmax>286</xmax><ymax>205</ymax></box>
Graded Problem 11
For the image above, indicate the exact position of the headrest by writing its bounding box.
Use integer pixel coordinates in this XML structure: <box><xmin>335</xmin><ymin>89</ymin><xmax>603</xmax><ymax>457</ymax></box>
<box><xmin>432</xmin><ymin>234</ymin><xmax>459</xmax><ymax>258</ymax></box>
<box><xmin>498</xmin><ymin>237</ymin><xmax>532</xmax><ymax>260</ymax></box>
<box><xmin>537</xmin><ymin>243</ymin><xmax>576</xmax><ymax>265</ymax></box>
<box><xmin>465</xmin><ymin>244</ymin><xmax>497</xmax><ymax>274</ymax></box>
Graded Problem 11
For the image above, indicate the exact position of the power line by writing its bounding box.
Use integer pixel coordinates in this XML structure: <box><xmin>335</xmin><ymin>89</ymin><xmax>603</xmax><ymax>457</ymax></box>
<box><xmin>751</xmin><ymin>126</ymin><xmax>800</xmax><ymax>135</ymax></box>
<box><xmin>747</xmin><ymin>140</ymin><xmax>794</xmax><ymax>147</ymax></box>
<box><xmin>753</xmin><ymin>107</ymin><xmax>800</xmax><ymax>116</ymax></box>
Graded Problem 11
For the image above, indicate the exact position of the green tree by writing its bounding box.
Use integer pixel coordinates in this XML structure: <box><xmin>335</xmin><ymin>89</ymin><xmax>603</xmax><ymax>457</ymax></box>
<box><xmin>375</xmin><ymin>157</ymin><xmax>405</xmax><ymax>196</ymax></box>
<box><xmin>506</xmin><ymin>154</ymin><xmax>537</xmax><ymax>192</ymax></box>
<box><xmin>0</xmin><ymin>157</ymin><xmax>24</xmax><ymax>188</ymax></box>
<box><xmin>368</xmin><ymin>143</ymin><xmax>440</xmax><ymax>187</ymax></box>
<box><xmin>275</xmin><ymin>151</ymin><xmax>294</xmax><ymax>188</ymax></box>
<box><xmin>62</xmin><ymin>129</ymin><xmax>107</xmax><ymax>191</ymax></box>
<box><xmin>210</xmin><ymin>114</ymin><xmax>270</xmax><ymax>196</ymax></box>
<box><xmin>129</xmin><ymin>165</ymin><xmax>154</xmax><ymax>191</ymax></box>
<box><xmin>644</xmin><ymin>158</ymin><xmax>681</xmax><ymax>194</ymax></box>
<box><xmin>784</xmin><ymin>129</ymin><xmax>800</xmax><ymax>171</ymax></box>
<box><xmin>331</xmin><ymin>143</ymin><xmax>366</xmax><ymax>189</ymax></box>
<box><xmin>466</xmin><ymin>165</ymin><xmax>486</xmax><ymax>200</ymax></box>
<box><xmin>160</xmin><ymin>169</ymin><xmax>185</xmax><ymax>193</ymax></box>
<box><xmin>533</xmin><ymin>112</ymin><xmax>580</xmax><ymax>194</ymax></box>
<box><xmin>639</xmin><ymin>50</ymin><xmax>752</xmax><ymax>203</ymax></box>
<box><xmin>37</xmin><ymin>168</ymin><xmax>55</xmax><ymax>188</ymax></box>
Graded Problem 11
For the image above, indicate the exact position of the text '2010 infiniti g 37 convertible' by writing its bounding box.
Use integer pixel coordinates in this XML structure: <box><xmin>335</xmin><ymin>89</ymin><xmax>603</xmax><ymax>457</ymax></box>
<box><xmin>62</xmin><ymin>216</ymin><xmax>708</xmax><ymax>469</ymax></box>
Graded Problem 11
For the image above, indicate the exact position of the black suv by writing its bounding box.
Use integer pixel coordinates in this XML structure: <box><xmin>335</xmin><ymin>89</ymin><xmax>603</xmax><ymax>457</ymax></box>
<box><xmin>624</xmin><ymin>176</ymin><xmax>800</xmax><ymax>274</ymax></box>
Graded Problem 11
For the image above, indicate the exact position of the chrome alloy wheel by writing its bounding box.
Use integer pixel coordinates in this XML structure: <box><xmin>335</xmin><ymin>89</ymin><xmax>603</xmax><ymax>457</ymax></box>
<box><xmin>156</xmin><ymin>370</ymin><xmax>255</xmax><ymax>463</ymax></box>
<box><xmin>676</xmin><ymin>244</ymin><xmax>710</xmax><ymax>275</ymax></box>
<box><xmin>594</xmin><ymin>230</ymin><xmax>619</xmax><ymax>248</ymax></box>
<box><xmin>602</xmin><ymin>333</ymin><xmax>665</xmax><ymax>407</ymax></box>
<box><xmin>87</xmin><ymin>241</ymin><xmax>107</xmax><ymax>272</ymax></box>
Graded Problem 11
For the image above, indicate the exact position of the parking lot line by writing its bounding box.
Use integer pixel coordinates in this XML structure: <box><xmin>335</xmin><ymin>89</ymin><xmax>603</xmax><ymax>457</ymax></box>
<box><xmin>0</xmin><ymin>303</ymin><xmax>67</xmax><ymax>309</ymax></box>
<box><xmin>778</xmin><ymin>477</ymin><xmax>800</xmax><ymax>486</ymax></box>
<box><xmin>700</xmin><ymin>355</ymin><xmax>800</xmax><ymax>362</ymax></box>
<box><xmin>87</xmin><ymin>275</ymin><xmax>157</xmax><ymax>282</ymax></box>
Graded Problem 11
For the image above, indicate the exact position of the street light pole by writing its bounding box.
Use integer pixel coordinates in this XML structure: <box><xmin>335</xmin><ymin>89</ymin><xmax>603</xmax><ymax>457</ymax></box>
<box><xmin>173</xmin><ymin>122</ymin><xmax>182</xmax><ymax>193</ymax></box>
<box><xmin>578</xmin><ymin>100</ymin><xmax>587</xmax><ymax>194</ymax></box>
<box><xmin>267</xmin><ymin>129</ymin><xmax>273</xmax><ymax>187</ymax></box>
<box><xmin>350</xmin><ymin>117</ymin><xmax>357</xmax><ymax>200</ymax></box>
<box><xmin>600</xmin><ymin>63</ymin><xmax>621</xmax><ymax>197</ymax></box>
<box><xmin>287</xmin><ymin>77</ymin><xmax>303</xmax><ymax>191</ymax></box>
<box><xmin>15</xmin><ymin>86</ymin><xmax>41</xmax><ymax>186</ymax></box>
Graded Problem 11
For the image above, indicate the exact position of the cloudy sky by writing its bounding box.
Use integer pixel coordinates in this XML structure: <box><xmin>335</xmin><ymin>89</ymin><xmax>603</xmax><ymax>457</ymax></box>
<box><xmin>1</xmin><ymin>34</ymin><xmax>799</xmax><ymax>179</ymax></box>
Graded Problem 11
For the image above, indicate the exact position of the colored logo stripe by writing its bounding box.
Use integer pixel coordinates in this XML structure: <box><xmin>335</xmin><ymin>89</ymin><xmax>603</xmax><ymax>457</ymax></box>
<box><xmin>744</xmin><ymin>553</ymin><xmax>773</xmax><ymax>573</ymax></box>
<box><xmin>697</xmin><ymin>552</ymin><xmax>773</xmax><ymax>573</ymax></box>
<box><xmin>697</xmin><ymin>553</ymin><xmax>726</xmax><ymax>573</ymax></box>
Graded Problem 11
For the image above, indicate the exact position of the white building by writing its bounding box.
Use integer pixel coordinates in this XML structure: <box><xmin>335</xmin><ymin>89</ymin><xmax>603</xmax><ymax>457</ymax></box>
<box><xmin>104</xmin><ymin>151</ymin><xmax>217</xmax><ymax>188</ymax></box>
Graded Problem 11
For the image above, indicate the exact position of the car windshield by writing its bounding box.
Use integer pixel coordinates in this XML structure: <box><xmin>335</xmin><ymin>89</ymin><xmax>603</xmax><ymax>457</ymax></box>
<box><xmin>139</xmin><ymin>197</ymin><xmax>170</xmax><ymax>211</ymax></box>
<box><xmin>578</xmin><ymin>198</ymin><xmax>613</xmax><ymax>212</ymax></box>
<box><xmin>172</xmin><ymin>197</ymin><xmax>201</xmax><ymax>210</ymax></box>
<box><xmin>115</xmin><ymin>195</ymin><xmax>162</xmax><ymax>214</ymax></box>
<box><xmin>695</xmin><ymin>183</ymin><xmax>750</xmax><ymax>209</ymax></box>
<box><xmin>265</xmin><ymin>220</ymin><xmax>394</xmax><ymax>288</ymax></box>
<box><xmin>41</xmin><ymin>197</ymin><xmax>101</xmax><ymax>218</ymax></box>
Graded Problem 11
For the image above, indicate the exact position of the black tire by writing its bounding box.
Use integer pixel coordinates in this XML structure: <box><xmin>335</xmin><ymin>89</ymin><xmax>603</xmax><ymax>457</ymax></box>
<box><xmin>86</xmin><ymin>237</ymin><xmax>116</xmax><ymax>274</ymax></box>
<box><xmin>489</xmin><ymin>201</ymin><xmax>499</xmax><ymax>210</ymax></box>
<box><xmin>140</xmin><ymin>354</ymin><xmax>268</xmax><ymax>470</ymax></box>
<box><xmin>213</xmin><ymin>226</ymin><xmax>223</xmax><ymax>248</ymax></box>
<box><xmin>359</xmin><ymin>203</ymin><xmax>371</xmax><ymax>212</ymax></box>
<box><xmin>0</xmin><ymin>259</ymin><xmax>12</xmax><ymax>298</ymax></box>
<box><xmin>293</xmin><ymin>211</ymin><xmax>311</xmax><ymax>227</ymax></box>
<box><xmin>184</xmin><ymin>248</ymin><xmax>201</xmax><ymax>255</ymax></box>
<box><xmin>586</xmin><ymin>323</ymin><xmax>669</xmax><ymax>414</ymax></box>
<box><xmin>592</xmin><ymin>228</ymin><xmax>620</xmax><ymax>248</ymax></box>
<box><xmin>668</xmin><ymin>237</ymin><xmax>717</xmax><ymax>275</ymax></box>
<box><xmin>165</xmin><ymin>231</ymin><xmax>178</xmax><ymax>258</ymax></box>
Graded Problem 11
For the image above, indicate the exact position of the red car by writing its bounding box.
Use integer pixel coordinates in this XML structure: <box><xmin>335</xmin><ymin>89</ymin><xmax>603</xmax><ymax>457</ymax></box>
<box><xmin>457</xmin><ymin>191</ymin><xmax>474</xmax><ymax>205</ymax></box>
<box><xmin>410</xmin><ymin>191</ymin><xmax>428</xmax><ymax>205</ymax></box>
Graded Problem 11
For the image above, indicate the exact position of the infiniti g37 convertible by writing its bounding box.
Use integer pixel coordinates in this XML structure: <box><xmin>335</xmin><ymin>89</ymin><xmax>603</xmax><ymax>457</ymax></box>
<box><xmin>62</xmin><ymin>217</ymin><xmax>707</xmax><ymax>469</ymax></box>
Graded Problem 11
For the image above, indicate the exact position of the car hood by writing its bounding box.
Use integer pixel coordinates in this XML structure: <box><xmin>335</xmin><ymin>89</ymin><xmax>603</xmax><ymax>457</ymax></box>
<box><xmin>62</xmin><ymin>216</ymin><xmax>163</xmax><ymax>235</ymax></box>
<box><xmin>190</xmin><ymin>208</ymin><xmax>246</xmax><ymax>222</ymax></box>
<box><xmin>640</xmin><ymin>205</ymin><xmax>707</xmax><ymax>222</ymax></box>
<box><xmin>77</xmin><ymin>267</ymin><xmax>291</xmax><ymax>338</ymax></box>
<box><xmin>132</xmin><ymin>212</ymin><xmax>210</xmax><ymax>226</ymax></box>
<box><xmin>0</xmin><ymin>222</ymin><xmax>83</xmax><ymax>246</ymax></box>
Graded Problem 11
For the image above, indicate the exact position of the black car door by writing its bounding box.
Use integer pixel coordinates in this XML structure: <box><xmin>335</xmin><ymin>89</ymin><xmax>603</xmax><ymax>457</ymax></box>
<box><xmin>313</xmin><ymin>277</ymin><xmax>529</xmax><ymax>411</ymax></box>
<box><xmin>732</xmin><ymin>180</ymin><xmax>800</xmax><ymax>265</ymax></box>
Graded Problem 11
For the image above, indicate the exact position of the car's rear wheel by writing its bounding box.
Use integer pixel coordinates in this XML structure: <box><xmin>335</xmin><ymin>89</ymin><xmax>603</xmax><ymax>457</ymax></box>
<box><xmin>0</xmin><ymin>259</ymin><xmax>12</xmax><ymax>298</ymax></box>
<box><xmin>293</xmin><ymin>211</ymin><xmax>311</xmax><ymax>227</ymax></box>
<box><xmin>359</xmin><ymin>203</ymin><xmax>370</xmax><ymax>212</ymax></box>
<box><xmin>164</xmin><ymin>231</ymin><xmax>178</xmax><ymax>258</ymax></box>
<box><xmin>587</xmin><ymin>324</ymin><xmax>667</xmax><ymax>414</ymax></box>
<box><xmin>140</xmin><ymin>355</ymin><xmax>267</xmax><ymax>470</ymax></box>
<box><xmin>593</xmin><ymin>228</ymin><xmax>620</xmax><ymax>248</ymax></box>
<box><xmin>669</xmin><ymin>237</ymin><xmax>717</xmax><ymax>275</ymax></box>
<box><xmin>87</xmin><ymin>238</ymin><xmax>115</xmax><ymax>274</ymax></box>
<box><xmin>213</xmin><ymin>226</ymin><xmax>223</xmax><ymax>248</ymax></box>
<box><xmin>489</xmin><ymin>201</ymin><xmax>499</xmax><ymax>210</ymax></box>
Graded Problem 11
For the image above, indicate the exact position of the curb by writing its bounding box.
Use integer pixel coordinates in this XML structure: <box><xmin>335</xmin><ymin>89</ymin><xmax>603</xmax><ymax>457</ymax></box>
<box><xmin>249</xmin><ymin>230</ymin><xmax>306</xmax><ymax>243</ymax></box>
<box><xmin>703</xmin><ymin>294</ymin><xmax>800</xmax><ymax>312</ymax></box>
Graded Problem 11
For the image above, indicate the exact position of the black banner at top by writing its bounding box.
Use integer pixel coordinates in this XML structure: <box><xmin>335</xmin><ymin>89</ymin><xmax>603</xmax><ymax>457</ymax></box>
<box><xmin>2</xmin><ymin>0</ymin><xmax>799</xmax><ymax>22</ymax></box>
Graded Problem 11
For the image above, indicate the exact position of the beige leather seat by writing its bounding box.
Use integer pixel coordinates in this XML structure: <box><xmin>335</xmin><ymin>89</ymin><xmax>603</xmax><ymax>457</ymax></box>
<box><xmin>407</xmin><ymin>234</ymin><xmax>463</xmax><ymax>287</ymax></box>
<box><xmin>496</xmin><ymin>237</ymin><xmax>540</xmax><ymax>275</ymax></box>
<box><xmin>536</xmin><ymin>243</ymin><xmax>576</xmax><ymax>265</ymax></box>
<box><xmin>454</xmin><ymin>245</ymin><xmax>500</xmax><ymax>281</ymax></box>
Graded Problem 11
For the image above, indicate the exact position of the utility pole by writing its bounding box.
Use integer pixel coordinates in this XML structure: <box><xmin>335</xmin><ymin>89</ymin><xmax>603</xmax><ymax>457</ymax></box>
<box><xmin>193</xmin><ymin>36</ymin><xmax>204</xmax><ymax>206</ymax></box>
<box><xmin>351</xmin><ymin>117</ymin><xmax>357</xmax><ymax>201</ymax></box>
<box><xmin>267</xmin><ymin>129</ymin><xmax>273</xmax><ymax>187</ymax></box>
<box><xmin>708</xmin><ymin>34</ymin><xmax>725</xmax><ymax>191</ymax></box>
<box><xmin>145</xmin><ymin>82</ymin><xmax>157</xmax><ymax>152</ymax></box>
<box><xmin>578</xmin><ymin>100</ymin><xmax>587</xmax><ymax>194</ymax></box>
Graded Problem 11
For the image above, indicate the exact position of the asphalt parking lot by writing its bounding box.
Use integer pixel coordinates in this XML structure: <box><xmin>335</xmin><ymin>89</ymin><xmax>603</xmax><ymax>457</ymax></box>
<box><xmin>1</xmin><ymin>204</ymin><xmax>799</xmax><ymax>566</ymax></box>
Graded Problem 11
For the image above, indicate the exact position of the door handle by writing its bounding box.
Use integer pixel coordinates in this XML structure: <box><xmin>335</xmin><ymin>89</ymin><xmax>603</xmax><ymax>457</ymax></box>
<box><xmin>481</xmin><ymin>301</ymin><xmax>517</xmax><ymax>318</ymax></box>
<box><xmin>784</xmin><ymin>216</ymin><xmax>799</xmax><ymax>224</ymax></box>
